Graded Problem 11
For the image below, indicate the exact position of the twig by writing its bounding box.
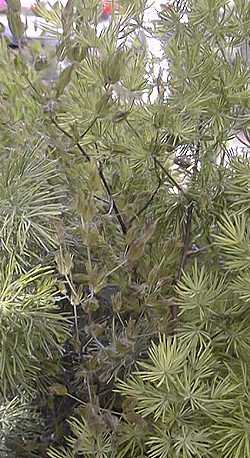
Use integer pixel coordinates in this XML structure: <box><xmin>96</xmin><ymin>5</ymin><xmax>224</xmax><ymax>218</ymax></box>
<box><xmin>103</xmin><ymin>260</ymin><xmax>127</xmax><ymax>279</ymax></box>
<box><xmin>244</xmin><ymin>129</ymin><xmax>250</xmax><ymax>145</ymax></box>
<box><xmin>125</xmin><ymin>123</ymin><xmax>187</xmax><ymax>198</ymax></box>
<box><xmin>193</xmin><ymin>117</ymin><xmax>203</xmax><ymax>175</ymax></box>
<box><xmin>125</xmin><ymin>119</ymin><xmax>141</xmax><ymax>140</ymax></box>
<box><xmin>50</xmin><ymin>117</ymin><xmax>73</xmax><ymax>140</ymax></box>
<box><xmin>94</xmin><ymin>195</ymin><xmax>110</xmax><ymax>206</ymax></box>
<box><xmin>64</xmin><ymin>265</ymin><xmax>80</xmax><ymax>343</ymax></box>
<box><xmin>216</xmin><ymin>38</ymin><xmax>229</xmax><ymax>65</ymax></box>
<box><xmin>176</xmin><ymin>203</ymin><xmax>194</xmax><ymax>282</ymax></box>
<box><xmin>170</xmin><ymin>120</ymin><xmax>200</xmax><ymax>323</ymax></box>
<box><xmin>51</xmin><ymin>117</ymin><xmax>91</xmax><ymax>161</ymax></box>
<box><xmin>172</xmin><ymin>202</ymin><xmax>194</xmax><ymax>322</ymax></box>
<box><xmin>128</xmin><ymin>183</ymin><xmax>161</xmax><ymax>226</ymax></box>
<box><xmin>25</xmin><ymin>75</ymin><xmax>44</xmax><ymax>101</ymax></box>
<box><xmin>51</xmin><ymin>117</ymin><xmax>127</xmax><ymax>235</ymax></box>
<box><xmin>66</xmin><ymin>393</ymin><xmax>123</xmax><ymax>416</ymax></box>
<box><xmin>128</xmin><ymin>158</ymin><xmax>162</xmax><ymax>225</ymax></box>
<box><xmin>186</xmin><ymin>245</ymin><xmax>209</xmax><ymax>257</ymax></box>
<box><xmin>80</xmin><ymin>116</ymin><xmax>98</xmax><ymax>139</ymax></box>
<box><xmin>236</xmin><ymin>134</ymin><xmax>250</xmax><ymax>149</ymax></box>
<box><xmin>97</xmin><ymin>161</ymin><xmax>127</xmax><ymax>235</ymax></box>
<box><xmin>154</xmin><ymin>156</ymin><xmax>188</xmax><ymax>198</ymax></box>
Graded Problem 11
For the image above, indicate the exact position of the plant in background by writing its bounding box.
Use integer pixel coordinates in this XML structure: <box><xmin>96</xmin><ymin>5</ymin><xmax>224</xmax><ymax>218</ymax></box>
<box><xmin>0</xmin><ymin>0</ymin><xmax>249</xmax><ymax>456</ymax></box>
<box><xmin>0</xmin><ymin>141</ymin><xmax>65</xmax><ymax>269</ymax></box>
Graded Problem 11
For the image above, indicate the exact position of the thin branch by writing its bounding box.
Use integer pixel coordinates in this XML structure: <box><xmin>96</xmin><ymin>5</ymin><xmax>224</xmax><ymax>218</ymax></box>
<box><xmin>220</xmin><ymin>144</ymin><xmax>228</xmax><ymax>167</ymax></box>
<box><xmin>172</xmin><ymin>202</ymin><xmax>194</xmax><ymax>322</ymax></box>
<box><xmin>97</xmin><ymin>160</ymin><xmax>128</xmax><ymax>235</ymax></box>
<box><xmin>129</xmin><ymin>158</ymin><xmax>162</xmax><ymax>225</ymax></box>
<box><xmin>51</xmin><ymin>117</ymin><xmax>127</xmax><ymax>234</ymax></box>
<box><xmin>193</xmin><ymin>116</ymin><xmax>203</xmax><ymax>175</ymax></box>
<box><xmin>186</xmin><ymin>245</ymin><xmax>209</xmax><ymax>257</ymax></box>
<box><xmin>128</xmin><ymin>183</ymin><xmax>161</xmax><ymax>226</ymax></box>
<box><xmin>50</xmin><ymin>117</ymin><xmax>91</xmax><ymax>161</ymax></box>
<box><xmin>94</xmin><ymin>195</ymin><xmax>110</xmax><ymax>205</ymax></box>
<box><xmin>125</xmin><ymin>119</ymin><xmax>141</xmax><ymax>140</ymax></box>
<box><xmin>103</xmin><ymin>259</ymin><xmax>127</xmax><ymax>279</ymax></box>
<box><xmin>79</xmin><ymin>92</ymin><xmax>112</xmax><ymax>140</ymax></box>
<box><xmin>154</xmin><ymin>156</ymin><xmax>188</xmax><ymax>198</ymax></box>
<box><xmin>51</xmin><ymin>117</ymin><xmax>73</xmax><ymax>140</ymax></box>
<box><xmin>236</xmin><ymin>134</ymin><xmax>250</xmax><ymax>149</ymax></box>
<box><xmin>125</xmin><ymin>122</ymin><xmax>187</xmax><ymax>196</ymax></box>
<box><xmin>244</xmin><ymin>129</ymin><xmax>250</xmax><ymax>145</ymax></box>
<box><xmin>80</xmin><ymin>116</ymin><xmax>98</xmax><ymax>139</ymax></box>
<box><xmin>170</xmin><ymin>119</ymin><xmax>200</xmax><ymax>323</ymax></box>
<box><xmin>25</xmin><ymin>75</ymin><xmax>44</xmax><ymax>101</ymax></box>
<box><xmin>216</xmin><ymin>38</ymin><xmax>229</xmax><ymax>65</ymax></box>
<box><xmin>176</xmin><ymin>203</ymin><xmax>194</xmax><ymax>281</ymax></box>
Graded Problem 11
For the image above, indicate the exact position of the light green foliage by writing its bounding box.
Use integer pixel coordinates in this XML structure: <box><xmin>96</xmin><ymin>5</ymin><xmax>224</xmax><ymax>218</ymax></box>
<box><xmin>0</xmin><ymin>0</ymin><xmax>249</xmax><ymax>456</ymax></box>
<box><xmin>0</xmin><ymin>396</ymin><xmax>43</xmax><ymax>457</ymax></box>
<box><xmin>0</xmin><ymin>260</ymin><xmax>69</xmax><ymax>395</ymax></box>
<box><xmin>116</xmin><ymin>333</ymin><xmax>249</xmax><ymax>457</ymax></box>
<box><xmin>49</xmin><ymin>416</ymin><xmax>112</xmax><ymax>458</ymax></box>
<box><xmin>0</xmin><ymin>140</ymin><xmax>65</xmax><ymax>269</ymax></box>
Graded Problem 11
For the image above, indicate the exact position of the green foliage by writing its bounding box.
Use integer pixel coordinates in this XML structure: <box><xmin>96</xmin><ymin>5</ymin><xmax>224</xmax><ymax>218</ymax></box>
<box><xmin>0</xmin><ymin>395</ymin><xmax>43</xmax><ymax>457</ymax></box>
<box><xmin>116</xmin><ymin>333</ymin><xmax>244</xmax><ymax>457</ymax></box>
<box><xmin>49</xmin><ymin>415</ymin><xmax>112</xmax><ymax>458</ymax></box>
<box><xmin>0</xmin><ymin>260</ymin><xmax>69</xmax><ymax>396</ymax></box>
<box><xmin>0</xmin><ymin>140</ymin><xmax>65</xmax><ymax>269</ymax></box>
<box><xmin>0</xmin><ymin>0</ymin><xmax>249</xmax><ymax>456</ymax></box>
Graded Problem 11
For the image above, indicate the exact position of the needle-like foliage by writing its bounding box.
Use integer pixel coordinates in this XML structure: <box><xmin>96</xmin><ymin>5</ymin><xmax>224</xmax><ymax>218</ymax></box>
<box><xmin>0</xmin><ymin>0</ymin><xmax>249</xmax><ymax>456</ymax></box>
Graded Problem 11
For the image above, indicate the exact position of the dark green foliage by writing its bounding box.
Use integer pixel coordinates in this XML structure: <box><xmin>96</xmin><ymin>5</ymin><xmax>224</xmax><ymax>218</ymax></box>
<box><xmin>0</xmin><ymin>0</ymin><xmax>250</xmax><ymax>456</ymax></box>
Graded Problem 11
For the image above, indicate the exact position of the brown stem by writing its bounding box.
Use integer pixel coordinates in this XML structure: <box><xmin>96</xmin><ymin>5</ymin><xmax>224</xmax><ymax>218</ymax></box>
<box><xmin>98</xmin><ymin>163</ymin><xmax>127</xmax><ymax>235</ymax></box>
<box><xmin>51</xmin><ymin>117</ymin><xmax>91</xmax><ymax>161</ymax></box>
<box><xmin>25</xmin><ymin>75</ymin><xmax>44</xmax><ymax>101</ymax></box>
<box><xmin>128</xmin><ymin>183</ymin><xmax>161</xmax><ymax>226</ymax></box>
<box><xmin>154</xmin><ymin>157</ymin><xmax>188</xmax><ymax>198</ymax></box>
<box><xmin>243</xmin><ymin>129</ymin><xmax>250</xmax><ymax>145</ymax></box>
<box><xmin>51</xmin><ymin>118</ymin><xmax>127</xmax><ymax>235</ymax></box>
<box><xmin>172</xmin><ymin>202</ymin><xmax>194</xmax><ymax>323</ymax></box>
<box><xmin>79</xmin><ymin>116</ymin><xmax>98</xmax><ymax>139</ymax></box>
<box><xmin>176</xmin><ymin>203</ymin><xmax>194</xmax><ymax>282</ymax></box>
<box><xmin>129</xmin><ymin>159</ymin><xmax>162</xmax><ymax>226</ymax></box>
<box><xmin>236</xmin><ymin>134</ymin><xmax>250</xmax><ymax>149</ymax></box>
